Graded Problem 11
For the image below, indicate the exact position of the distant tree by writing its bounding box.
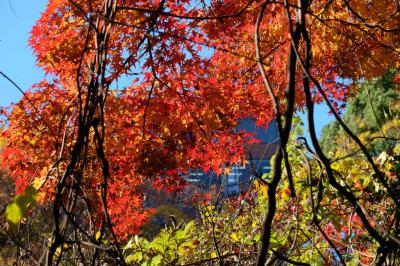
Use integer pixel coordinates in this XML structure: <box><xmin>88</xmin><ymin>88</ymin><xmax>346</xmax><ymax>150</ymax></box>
<box><xmin>321</xmin><ymin>71</ymin><xmax>400</xmax><ymax>155</ymax></box>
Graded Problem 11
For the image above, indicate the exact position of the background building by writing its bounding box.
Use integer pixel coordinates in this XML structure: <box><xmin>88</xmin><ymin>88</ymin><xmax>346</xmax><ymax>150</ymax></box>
<box><xmin>188</xmin><ymin>118</ymin><xmax>279</xmax><ymax>196</ymax></box>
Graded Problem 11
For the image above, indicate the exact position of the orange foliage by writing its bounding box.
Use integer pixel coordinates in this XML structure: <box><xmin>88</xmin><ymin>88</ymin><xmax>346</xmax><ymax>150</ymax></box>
<box><xmin>3</xmin><ymin>0</ymin><xmax>400</xmax><ymax>238</ymax></box>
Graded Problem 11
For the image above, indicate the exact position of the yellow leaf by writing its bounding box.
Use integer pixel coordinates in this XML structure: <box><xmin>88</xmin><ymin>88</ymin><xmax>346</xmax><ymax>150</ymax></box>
<box><xmin>223</xmin><ymin>167</ymin><xmax>231</xmax><ymax>175</ymax></box>
<box><xmin>230</xmin><ymin>233</ymin><xmax>239</xmax><ymax>242</ymax></box>
<box><xmin>95</xmin><ymin>231</ymin><xmax>101</xmax><ymax>240</ymax></box>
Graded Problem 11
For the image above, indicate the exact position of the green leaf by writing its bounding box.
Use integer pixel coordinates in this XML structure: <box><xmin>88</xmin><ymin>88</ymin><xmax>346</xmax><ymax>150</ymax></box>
<box><xmin>175</xmin><ymin>228</ymin><xmax>186</xmax><ymax>241</ymax></box>
<box><xmin>269</xmin><ymin>236</ymin><xmax>278</xmax><ymax>244</ymax></box>
<box><xmin>150</xmin><ymin>255</ymin><xmax>162</xmax><ymax>266</ymax></box>
<box><xmin>147</xmin><ymin>242</ymin><xmax>164</xmax><ymax>253</ymax></box>
<box><xmin>261</xmin><ymin>173</ymin><xmax>270</xmax><ymax>180</ymax></box>
<box><xmin>5</xmin><ymin>186</ymin><xmax>38</xmax><ymax>227</ymax></box>
<box><xmin>253</xmin><ymin>233</ymin><xmax>261</xmax><ymax>242</ymax></box>
<box><xmin>184</xmin><ymin>220</ymin><xmax>195</xmax><ymax>234</ymax></box>
<box><xmin>5</xmin><ymin>202</ymin><xmax>22</xmax><ymax>226</ymax></box>
<box><xmin>126</xmin><ymin>252</ymin><xmax>143</xmax><ymax>263</ymax></box>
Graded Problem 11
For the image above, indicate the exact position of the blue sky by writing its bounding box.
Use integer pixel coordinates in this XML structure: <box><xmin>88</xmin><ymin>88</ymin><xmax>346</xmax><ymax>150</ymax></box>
<box><xmin>0</xmin><ymin>0</ymin><xmax>46</xmax><ymax>107</ymax></box>
<box><xmin>0</xmin><ymin>0</ymin><xmax>333</xmax><ymax>138</ymax></box>
<box><xmin>298</xmin><ymin>104</ymin><xmax>334</xmax><ymax>139</ymax></box>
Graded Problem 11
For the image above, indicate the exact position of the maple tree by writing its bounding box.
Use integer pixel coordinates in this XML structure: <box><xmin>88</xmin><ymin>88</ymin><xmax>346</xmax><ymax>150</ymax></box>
<box><xmin>1</xmin><ymin>0</ymin><xmax>400</xmax><ymax>265</ymax></box>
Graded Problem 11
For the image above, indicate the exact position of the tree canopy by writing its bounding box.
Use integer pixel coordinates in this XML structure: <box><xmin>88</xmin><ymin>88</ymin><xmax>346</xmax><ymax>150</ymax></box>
<box><xmin>1</xmin><ymin>0</ymin><xmax>400</xmax><ymax>265</ymax></box>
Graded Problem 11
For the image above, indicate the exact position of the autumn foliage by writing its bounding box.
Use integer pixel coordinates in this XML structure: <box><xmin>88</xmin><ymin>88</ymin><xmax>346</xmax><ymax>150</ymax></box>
<box><xmin>3</xmin><ymin>0</ymin><xmax>271</xmax><ymax>238</ymax></box>
<box><xmin>2</xmin><ymin>0</ymin><xmax>400</xmax><ymax>265</ymax></box>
